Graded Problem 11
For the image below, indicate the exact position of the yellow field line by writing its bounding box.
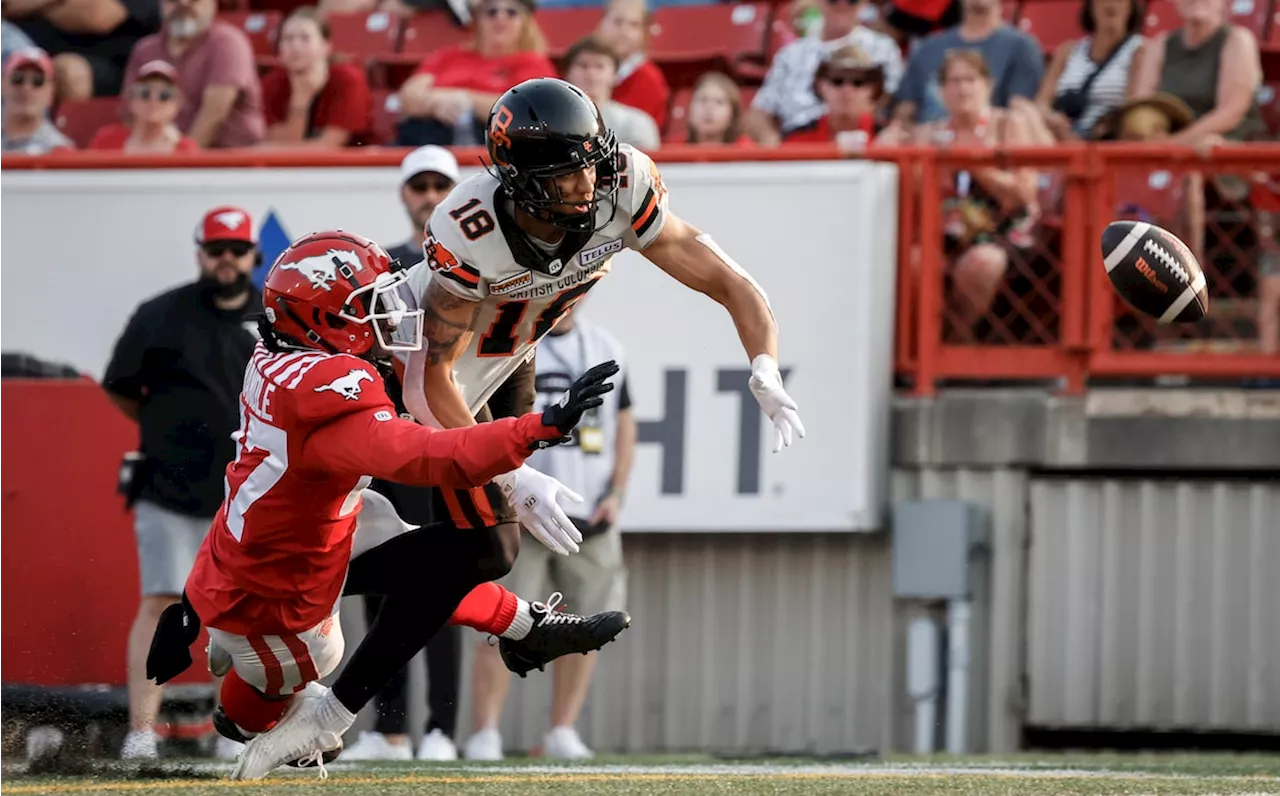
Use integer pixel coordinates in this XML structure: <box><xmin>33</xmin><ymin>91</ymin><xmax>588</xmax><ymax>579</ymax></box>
<box><xmin>6</xmin><ymin>771</ymin><xmax>1277</xmax><ymax>794</ymax></box>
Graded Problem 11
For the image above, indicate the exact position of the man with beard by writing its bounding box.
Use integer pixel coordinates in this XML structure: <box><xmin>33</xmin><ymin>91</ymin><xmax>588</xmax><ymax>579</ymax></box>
<box><xmin>103</xmin><ymin>205</ymin><xmax>262</xmax><ymax>760</ymax></box>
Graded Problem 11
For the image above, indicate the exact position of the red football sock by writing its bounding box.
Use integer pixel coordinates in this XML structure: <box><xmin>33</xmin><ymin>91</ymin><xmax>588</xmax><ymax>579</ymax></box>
<box><xmin>220</xmin><ymin>668</ymin><xmax>290</xmax><ymax>734</ymax></box>
<box><xmin>448</xmin><ymin>582</ymin><xmax>518</xmax><ymax>635</ymax></box>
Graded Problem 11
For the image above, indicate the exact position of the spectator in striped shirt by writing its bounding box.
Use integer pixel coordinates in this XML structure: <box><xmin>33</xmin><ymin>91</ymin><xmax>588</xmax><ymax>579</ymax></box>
<box><xmin>744</xmin><ymin>0</ymin><xmax>903</xmax><ymax>146</ymax></box>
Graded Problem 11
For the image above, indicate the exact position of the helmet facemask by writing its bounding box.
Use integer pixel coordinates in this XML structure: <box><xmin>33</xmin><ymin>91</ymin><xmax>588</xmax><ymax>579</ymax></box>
<box><xmin>339</xmin><ymin>270</ymin><xmax>424</xmax><ymax>353</ymax></box>
<box><xmin>503</xmin><ymin>129</ymin><xmax>620</xmax><ymax>234</ymax></box>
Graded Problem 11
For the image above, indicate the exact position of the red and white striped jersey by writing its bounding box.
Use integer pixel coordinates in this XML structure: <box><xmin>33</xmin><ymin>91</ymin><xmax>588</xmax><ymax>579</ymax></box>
<box><xmin>185</xmin><ymin>342</ymin><xmax>560</xmax><ymax>635</ymax></box>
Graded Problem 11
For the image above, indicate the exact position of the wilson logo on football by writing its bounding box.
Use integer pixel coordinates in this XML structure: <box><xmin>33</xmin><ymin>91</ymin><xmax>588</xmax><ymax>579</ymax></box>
<box><xmin>424</xmin><ymin>238</ymin><xmax>461</xmax><ymax>273</ymax></box>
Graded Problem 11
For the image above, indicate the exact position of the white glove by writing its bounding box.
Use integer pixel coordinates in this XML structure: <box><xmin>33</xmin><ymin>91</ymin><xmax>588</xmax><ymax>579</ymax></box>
<box><xmin>748</xmin><ymin>354</ymin><xmax>806</xmax><ymax>453</ymax></box>
<box><xmin>494</xmin><ymin>465</ymin><xmax>584</xmax><ymax>556</ymax></box>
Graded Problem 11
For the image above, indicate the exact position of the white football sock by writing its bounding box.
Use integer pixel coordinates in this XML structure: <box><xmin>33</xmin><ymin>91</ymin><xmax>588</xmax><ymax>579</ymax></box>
<box><xmin>500</xmin><ymin>598</ymin><xmax>533</xmax><ymax>640</ymax></box>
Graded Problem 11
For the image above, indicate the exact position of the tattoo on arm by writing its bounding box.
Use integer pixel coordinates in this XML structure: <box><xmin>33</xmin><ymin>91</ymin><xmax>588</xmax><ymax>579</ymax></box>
<box><xmin>423</xmin><ymin>279</ymin><xmax>481</xmax><ymax>366</ymax></box>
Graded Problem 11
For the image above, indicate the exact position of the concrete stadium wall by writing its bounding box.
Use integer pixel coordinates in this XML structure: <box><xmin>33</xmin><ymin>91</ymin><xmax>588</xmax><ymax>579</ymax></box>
<box><xmin>338</xmin><ymin>388</ymin><xmax>1280</xmax><ymax>755</ymax></box>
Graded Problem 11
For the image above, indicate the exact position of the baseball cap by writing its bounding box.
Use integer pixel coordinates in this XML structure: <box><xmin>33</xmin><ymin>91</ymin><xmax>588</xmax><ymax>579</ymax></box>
<box><xmin>4</xmin><ymin>47</ymin><xmax>53</xmax><ymax>80</ymax></box>
<box><xmin>137</xmin><ymin>60</ymin><xmax>180</xmax><ymax>84</ymax></box>
<box><xmin>399</xmin><ymin>145</ymin><xmax>460</xmax><ymax>185</ymax></box>
<box><xmin>196</xmin><ymin>206</ymin><xmax>256</xmax><ymax>245</ymax></box>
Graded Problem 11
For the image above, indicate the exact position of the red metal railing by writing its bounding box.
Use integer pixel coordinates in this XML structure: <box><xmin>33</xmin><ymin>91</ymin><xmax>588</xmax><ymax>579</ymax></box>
<box><xmin>881</xmin><ymin>143</ymin><xmax>1280</xmax><ymax>395</ymax></box>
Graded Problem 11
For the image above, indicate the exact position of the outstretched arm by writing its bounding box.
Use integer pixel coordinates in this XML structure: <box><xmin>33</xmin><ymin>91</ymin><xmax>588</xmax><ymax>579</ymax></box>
<box><xmin>639</xmin><ymin>212</ymin><xmax>778</xmax><ymax>362</ymax></box>
<box><xmin>639</xmin><ymin>213</ymin><xmax>804</xmax><ymax>451</ymax></box>
<box><xmin>303</xmin><ymin>410</ymin><xmax>561</xmax><ymax>488</ymax></box>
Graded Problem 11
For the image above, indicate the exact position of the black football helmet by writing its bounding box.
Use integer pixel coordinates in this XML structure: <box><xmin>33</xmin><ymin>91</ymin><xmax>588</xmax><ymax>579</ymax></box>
<box><xmin>486</xmin><ymin>78</ymin><xmax>620</xmax><ymax>233</ymax></box>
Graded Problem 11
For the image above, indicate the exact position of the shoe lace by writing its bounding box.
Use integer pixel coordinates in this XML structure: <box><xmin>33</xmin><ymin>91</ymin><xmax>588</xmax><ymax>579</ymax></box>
<box><xmin>296</xmin><ymin>750</ymin><xmax>329</xmax><ymax>780</ymax></box>
<box><xmin>530</xmin><ymin>591</ymin><xmax>585</xmax><ymax>627</ymax></box>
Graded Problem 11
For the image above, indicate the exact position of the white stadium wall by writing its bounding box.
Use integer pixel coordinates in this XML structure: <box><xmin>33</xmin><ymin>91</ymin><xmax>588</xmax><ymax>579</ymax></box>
<box><xmin>1</xmin><ymin>161</ymin><xmax>899</xmax><ymax>533</ymax></box>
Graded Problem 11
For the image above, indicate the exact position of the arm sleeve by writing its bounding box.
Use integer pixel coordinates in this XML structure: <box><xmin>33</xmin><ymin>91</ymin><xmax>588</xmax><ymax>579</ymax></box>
<box><xmin>1004</xmin><ymin>36</ymin><xmax>1046</xmax><ymax>101</ymax></box>
<box><xmin>881</xmin><ymin>38</ymin><xmax>906</xmax><ymax>94</ymax></box>
<box><xmin>204</xmin><ymin>26</ymin><xmax>257</xmax><ymax>89</ymax></box>
<box><xmin>319</xmin><ymin>66</ymin><xmax>372</xmax><ymax>134</ymax></box>
<box><xmin>260</xmin><ymin>69</ymin><xmax>288</xmax><ymax>126</ymax></box>
<box><xmin>102</xmin><ymin>305</ymin><xmax>153</xmax><ymax>399</ymax></box>
<box><xmin>751</xmin><ymin>46</ymin><xmax>794</xmax><ymax>116</ymax></box>
<box><xmin>619</xmin><ymin>144</ymin><xmax>670</xmax><ymax>251</ymax></box>
<box><xmin>302</xmin><ymin>410</ymin><xmax>558</xmax><ymax>487</ymax></box>
<box><xmin>894</xmin><ymin>47</ymin><xmax>925</xmax><ymax>106</ymax></box>
<box><xmin>618</xmin><ymin>376</ymin><xmax>632</xmax><ymax>411</ymax></box>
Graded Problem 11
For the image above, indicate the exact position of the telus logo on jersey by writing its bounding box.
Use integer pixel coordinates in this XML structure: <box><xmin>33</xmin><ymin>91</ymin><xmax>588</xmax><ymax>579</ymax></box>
<box><xmin>280</xmin><ymin>249</ymin><xmax>364</xmax><ymax>291</ymax></box>
<box><xmin>314</xmin><ymin>369</ymin><xmax>373</xmax><ymax>400</ymax></box>
<box><xmin>579</xmin><ymin>238</ymin><xmax>623</xmax><ymax>266</ymax></box>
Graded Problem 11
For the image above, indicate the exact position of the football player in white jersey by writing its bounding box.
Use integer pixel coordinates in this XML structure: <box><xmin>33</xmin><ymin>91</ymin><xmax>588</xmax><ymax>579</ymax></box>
<box><xmin>392</xmin><ymin>77</ymin><xmax>805</xmax><ymax>611</ymax></box>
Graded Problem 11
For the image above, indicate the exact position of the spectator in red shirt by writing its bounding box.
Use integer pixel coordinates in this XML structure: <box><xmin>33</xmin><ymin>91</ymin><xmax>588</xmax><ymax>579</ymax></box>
<box><xmin>396</xmin><ymin>0</ymin><xmax>554</xmax><ymax>146</ymax></box>
<box><xmin>260</xmin><ymin>7</ymin><xmax>372</xmax><ymax>148</ymax></box>
<box><xmin>89</xmin><ymin>59</ymin><xmax>198</xmax><ymax>152</ymax></box>
<box><xmin>596</xmin><ymin>0</ymin><xmax>669</xmax><ymax>130</ymax></box>
<box><xmin>684</xmin><ymin>71</ymin><xmax>751</xmax><ymax>145</ymax></box>
<box><xmin>120</xmin><ymin>0</ymin><xmax>265</xmax><ymax>148</ymax></box>
<box><xmin>784</xmin><ymin>46</ymin><xmax>884</xmax><ymax>145</ymax></box>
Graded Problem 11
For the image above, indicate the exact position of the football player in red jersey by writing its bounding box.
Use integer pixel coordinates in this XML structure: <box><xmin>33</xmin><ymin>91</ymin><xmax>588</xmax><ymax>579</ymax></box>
<box><xmin>147</xmin><ymin>231</ymin><xmax>620</xmax><ymax>779</ymax></box>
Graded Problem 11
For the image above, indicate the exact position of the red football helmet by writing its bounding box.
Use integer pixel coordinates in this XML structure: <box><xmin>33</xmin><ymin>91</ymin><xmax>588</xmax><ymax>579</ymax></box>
<box><xmin>261</xmin><ymin>230</ymin><xmax>423</xmax><ymax>356</ymax></box>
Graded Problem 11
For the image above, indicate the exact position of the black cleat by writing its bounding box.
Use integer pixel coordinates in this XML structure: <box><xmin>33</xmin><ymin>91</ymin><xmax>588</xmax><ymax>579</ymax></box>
<box><xmin>498</xmin><ymin>592</ymin><xmax>631</xmax><ymax>678</ymax></box>
<box><xmin>213</xmin><ymin>705</ymin><xmax>343</xmax><ymax>767</ymax></box>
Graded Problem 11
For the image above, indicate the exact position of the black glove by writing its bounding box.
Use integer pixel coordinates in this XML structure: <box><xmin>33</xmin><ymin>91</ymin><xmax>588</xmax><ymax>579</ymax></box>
<box><xmin>146</xmin><ymin>595</ymin><xmax>202</xmax><ymax>685</ymax></box>
<box><xmin>537</xmin><ymin>360</ymin><xmax>620</xmax><ymax>447</ymax></box>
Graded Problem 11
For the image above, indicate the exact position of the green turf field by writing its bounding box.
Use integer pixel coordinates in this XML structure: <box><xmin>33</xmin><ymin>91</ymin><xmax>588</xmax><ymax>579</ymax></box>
<box><xmin>4</xmin><ymin>753</ymin><xmax>1278</xmax><ymax>795</ymax></box>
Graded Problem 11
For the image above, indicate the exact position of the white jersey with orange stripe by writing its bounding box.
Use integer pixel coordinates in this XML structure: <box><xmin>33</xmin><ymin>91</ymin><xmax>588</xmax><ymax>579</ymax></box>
<box><xmin>395</xmin><ymin>143</ymin><xmax>669</xmax><ymax>423</ymax></box>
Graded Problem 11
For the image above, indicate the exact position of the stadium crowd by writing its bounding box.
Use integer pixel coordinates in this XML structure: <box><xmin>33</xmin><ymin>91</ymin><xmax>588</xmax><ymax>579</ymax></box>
<box><xmin>2</xmin><ymin>0</ymin><xmax>1276</xmax><ymax>153</ymax></box>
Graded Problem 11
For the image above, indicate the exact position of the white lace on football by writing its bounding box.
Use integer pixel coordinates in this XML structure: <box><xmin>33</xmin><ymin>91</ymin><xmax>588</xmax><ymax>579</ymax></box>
<box><xmin>531</xmin><ymin>592</ymin><xmax>585</xmax><ymax>627</ymax></box>
<box><xmin>1142</xmin><ymin>239</ymin><xmax>1190</xmax><ymax>285</ymax></box>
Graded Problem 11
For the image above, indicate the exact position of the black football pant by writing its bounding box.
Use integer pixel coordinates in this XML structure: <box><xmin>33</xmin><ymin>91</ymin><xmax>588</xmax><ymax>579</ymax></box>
<box><xmin>330</xmin><ymin>359</ymin><xmax>534</xmax><ymax>717</ymax></box>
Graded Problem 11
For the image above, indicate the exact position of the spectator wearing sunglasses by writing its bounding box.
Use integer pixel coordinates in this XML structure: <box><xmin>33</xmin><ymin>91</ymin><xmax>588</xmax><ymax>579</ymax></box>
<box><xmin>104</xmin><ymin>205</ymin><xmax>262</xmax><ymax>761</ymax></box>
<box><xmin>386</xmin><ymin>145</ymin><xmax>460</xmax><ymax>268</ymax></box>
<box><xmin>261</xmin><ymin>7</ymin><xmax>373</xmax><ymax>148</ymax></box>
<box><xmin>89</xmin><ymin>60</ymin><xmax>197</xmax><ymax>152</ymax></box>
<box><xmin>1</xmin><ymin>47</ymin><xmax>72</xmax><ymax>153</ymax></box>
<box><xmin>785</xmin><ymin>45</ymin><xmax>885</xmax><ymax>144</ymax></box>
<box><xmin>119</xmin><ymin>0</ymin><xmax>265</xmax><ymax>148</ymax></box>
<box><xmin>745</xmin><ymin>0</ymin><xmax>902</xmax><ymax>146</ymax></box>
<box><xmin>395</xmin><ymin>0</ymin><xmax>555</xmax><ymax>146</ymax></box>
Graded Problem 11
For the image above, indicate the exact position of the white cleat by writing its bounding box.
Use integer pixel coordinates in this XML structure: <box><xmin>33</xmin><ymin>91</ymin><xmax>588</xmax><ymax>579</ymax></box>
<box><xmin>120</xmin><ymin>729</ymin><xmax>159</xmax><ymax>760</ymax></box>
<box><xmin>462</xmin><ymin>727</ymin><xmax>503</xmax><ymax>761</ymax></box>
<box><xmin>230</xmin><ymin>683</ymin><xmax>344</xmax><ymax>780</ymax></box>
<box><xmin>416</xmin><ymin>728</ymin><xmax>458</xmax><ymax>761</ymax></box>
<box><xmin>542</xmin><ymin>726</ymin><xmax>593</xmax><ymax>760</ymax></box>
<box><xmin>341</xmin><ymin>730</ymin><xmax>413</xmax><ymax>761</ymax></box>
